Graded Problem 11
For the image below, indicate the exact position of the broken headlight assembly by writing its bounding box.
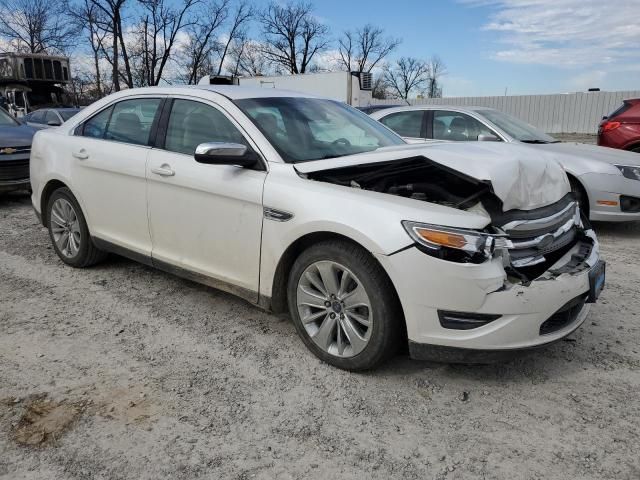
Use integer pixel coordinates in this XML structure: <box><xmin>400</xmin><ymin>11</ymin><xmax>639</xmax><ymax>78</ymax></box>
<box><xmin>616</xmin><ymin>165</ymin><xmax>640</xmax><ymax>181</ymax></box>
<box><xmin>402</xmin><ymin>221</ymin><xmax>500</xmax><ymax>264</ymax></box>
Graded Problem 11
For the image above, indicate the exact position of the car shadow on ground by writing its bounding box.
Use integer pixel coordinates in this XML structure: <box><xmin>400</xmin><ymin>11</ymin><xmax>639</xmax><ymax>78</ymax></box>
<box><xmin>592</xmin><ymin>220</ymin><xmax>640</xmax><ymax>237</ymax></box>
<box><xmin>0</xmin><ymin>191</ymin><xmax>31</xmax><ymax>206</ymax></box>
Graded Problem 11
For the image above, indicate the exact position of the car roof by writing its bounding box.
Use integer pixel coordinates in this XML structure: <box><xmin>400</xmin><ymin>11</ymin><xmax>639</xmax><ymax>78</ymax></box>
<box><xmin>192</xmin><ymin>84</ymin><xmax>317</xmax><ymax>100</ymax></box>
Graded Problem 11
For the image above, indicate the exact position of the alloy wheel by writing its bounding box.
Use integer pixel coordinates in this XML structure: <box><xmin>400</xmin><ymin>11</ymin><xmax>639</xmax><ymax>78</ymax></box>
<box><xmin>50</xmin><ymin>198</ymin><xmax>81</xmax><ymax>258</ymax></box>
<box><xmin>296</xmin><ymin>261</ymin><xmax>373</xmax><ymax>358</ymax></box>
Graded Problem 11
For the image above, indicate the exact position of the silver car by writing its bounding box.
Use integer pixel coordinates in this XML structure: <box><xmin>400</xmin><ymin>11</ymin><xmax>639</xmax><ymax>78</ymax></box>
<box><xmin>370</xmin><ymin>105</ymin><xmax>640</xmax><ymax>222</ymax></box>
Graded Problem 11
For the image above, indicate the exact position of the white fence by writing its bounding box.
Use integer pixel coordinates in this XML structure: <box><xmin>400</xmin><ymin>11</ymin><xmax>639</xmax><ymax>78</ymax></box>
<box><xmin>370</xmin><ymin>91</ymin><xmax>640</xmax><ymax>134</ymax></box>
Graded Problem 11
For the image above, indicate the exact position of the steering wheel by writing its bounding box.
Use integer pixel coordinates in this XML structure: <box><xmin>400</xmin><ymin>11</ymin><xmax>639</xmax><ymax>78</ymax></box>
<box><xmin>332</xmin><ymin>138</ymin><xmax>351</xmax><ymax>147</ymax></box>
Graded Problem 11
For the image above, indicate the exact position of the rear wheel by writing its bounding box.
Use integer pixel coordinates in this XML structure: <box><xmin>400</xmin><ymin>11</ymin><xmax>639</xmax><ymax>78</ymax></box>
<box><xmin>47</xmin><ymin>187</ymin><xmax>106</xmax><ymax>267</ymax></box>
<box><xmin>631</xmin><ymin>146</ymin><xmax>640</xmax><ymax>153</ymax></box>
<box><xmin>287</xmin><ymin>240</ymin><xmax>402</xmax><ymax>370</ymax></box>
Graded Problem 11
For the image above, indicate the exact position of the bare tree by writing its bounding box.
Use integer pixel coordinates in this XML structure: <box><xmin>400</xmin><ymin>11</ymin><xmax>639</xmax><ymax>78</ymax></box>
<box><xmin>227</xmin><ymin>35</ymin><xmax>268</xmax><ymax>76</ymax></box>
<box><xmin>371</xmin><ymin>74</ymin><xmax>391</xmax><ymax>100</ymax></box>
<box><xmin>426</xmin><ymin>55</ymin><xmax>446</xmax><ymax>98</ymax></box>
<box><xmin>89</xmin><ymin>0</ymin><xmax>131</xmax><ymax>91</ymax></box>
<box><xmin>179</xmin><ymin>0</ymin><xmax>229</xmax><ymax>84</ymax></box>
<box><xmin>383</xmin><ymin>57</ymin><xmax>430</xmax><ymax>100</ymax></box>
<box><xmin>0</xmin><ymin>0</ymin><xmax>77</xmax><ymax>53</ymax></box>
<box><xmin>213</xmin><ymin>0</ymin><xmax>253</xmax><ymax>75</ymax></box>
<box><xmin>133</xmin><ymin>0</ymin><xmax>198</xmax><ymax>86</ymax></box>
<box><xmin>69</xmin><ymin>0</ymin><xmax>109</xmax><ymax>97</ymax></box>
<box><xmin>259</xmin><ymin>1</ymin><xmax>329</xmax><ymax>74</ymax></box>
<box><xmin>337</xmin><ymin>24</ymin><xmax>400</xmax><ymax>73</ymax></box>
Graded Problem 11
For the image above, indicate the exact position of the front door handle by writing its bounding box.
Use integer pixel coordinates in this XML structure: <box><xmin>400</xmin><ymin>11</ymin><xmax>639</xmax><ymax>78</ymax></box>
<box><xmin>72</xmin><ymin>149</ymin><xmax>89</xmax><ymax>160</ymax></box>
<box><xmin>151</xmin><ymin>164</ymin><xmax>175</xmax><ymax>177</ymax></box>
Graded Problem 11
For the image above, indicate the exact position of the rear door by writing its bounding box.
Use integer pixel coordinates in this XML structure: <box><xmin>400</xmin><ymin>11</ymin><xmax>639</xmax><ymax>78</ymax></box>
<box><xmin>146</xmin><ymin>97</ymin><xmax>266</xmax><ymax>297</ymax></box>
<box><xmin>68</xmin><ymin>96</ymin><xmax>164</xmax><ymax>256</ymax></box>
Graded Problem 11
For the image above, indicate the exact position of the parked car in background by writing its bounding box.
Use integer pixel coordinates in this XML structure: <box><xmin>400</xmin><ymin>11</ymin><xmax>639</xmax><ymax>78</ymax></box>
<box><xmin>30</xmin><ymin>86</ymin><xmax>604</xmax><ymax>370</ymax></box>
<box><xmin>371</xmin><ymin>105</ymin><xmax>640</xmax><ymax>222</ymax></box>
<box><xmin>0</xmin><ymin>107</ymin><xmax>35</xmax><ymax>193</ymax></box>
<box><xmin>22</xmin><ymin>108</ymin><xmax>80</xmax><ymax>129</ymax></box>
<box><xmin>598</xmin><ymin>99</ymin><xmax>640</xmax><ymax>153</ymax></box>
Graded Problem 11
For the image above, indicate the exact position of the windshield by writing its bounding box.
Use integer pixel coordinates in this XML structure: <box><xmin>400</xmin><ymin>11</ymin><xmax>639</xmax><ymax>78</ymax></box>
<box><xmin>477</xmin><ymin>109</ymin><xmax>558</xmax><ymax>143</ymax></box>
<box><xmin>0</xmin><ymin>108</ymin><xmax>19</xmax><ymax>126</ymax></box>
<box><xmin>235</xmin><ymin>97</ymin><xmax>405</xmax><ymax>163</ymax></box>
<box><xmin>59</xmin><ymin>109</ymin><xmax>80</xmax><ymax>121</ymax></box>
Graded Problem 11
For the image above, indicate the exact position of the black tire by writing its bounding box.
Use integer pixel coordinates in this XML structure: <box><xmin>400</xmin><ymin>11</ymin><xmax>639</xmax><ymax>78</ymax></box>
<box><xmin>287</xmin><ymin>240</ymin><xmax>403</xmax><ymax>371</ymax></box>
<box><xmin>46</xmin><ymin>187</ymin><xmax>106</xmax><ymax>267</ymax></box>
<box><xmin>570</xmin><ymin>178</ymin><xmax>589</xmax><ymax>218</ymax></box>
<box><xmin>631</xmin><ymin>146</ymin><xmax>640</xmax><ymax>153</ymax></box>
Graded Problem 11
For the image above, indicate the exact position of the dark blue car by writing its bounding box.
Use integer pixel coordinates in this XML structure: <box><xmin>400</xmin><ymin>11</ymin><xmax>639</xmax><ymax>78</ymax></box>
<box><xmin>0</xmin><ymin>108</ymin><xmax>36</xmax><ymax>193</ymax></box>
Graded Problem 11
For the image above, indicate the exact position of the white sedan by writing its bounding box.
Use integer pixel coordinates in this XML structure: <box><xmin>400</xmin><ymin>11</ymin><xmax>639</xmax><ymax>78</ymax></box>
<box><xmin>370</xmin><ymin>105</ymin><xmax>640</xmax><ymax>222</ymax></box>
<box><xmin>30</xmin><ymin>86</ymin><xmax>604</xmax><ymax>370</ymax></box>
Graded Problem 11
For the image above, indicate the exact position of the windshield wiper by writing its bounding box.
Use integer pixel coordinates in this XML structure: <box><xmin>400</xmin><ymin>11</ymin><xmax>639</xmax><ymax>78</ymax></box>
<box><xmin>520</xmin><ymin>139</ymin><xmax>551</xmax><ymax>144</ymax></box>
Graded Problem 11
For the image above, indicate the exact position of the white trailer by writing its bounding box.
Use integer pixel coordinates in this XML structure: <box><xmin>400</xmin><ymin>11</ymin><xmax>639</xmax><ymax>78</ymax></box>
<box><xmin>198</xmin><ymin>71</ymin><xmax>373</xmax><ymax>107</ymax></box>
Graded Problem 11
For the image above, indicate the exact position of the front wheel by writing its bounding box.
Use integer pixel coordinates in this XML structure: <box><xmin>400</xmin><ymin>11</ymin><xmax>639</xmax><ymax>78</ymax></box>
<box><xmin>287</xmin><ymin>240</ymin><xmax>403</xmax><ymax>370</ymax></box>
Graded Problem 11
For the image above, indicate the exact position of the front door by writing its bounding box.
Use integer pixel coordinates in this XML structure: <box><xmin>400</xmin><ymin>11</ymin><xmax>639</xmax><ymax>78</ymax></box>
<box><xmin>146</xmin><ymin>98</ymin><xmax>266</xmax><ymax>299</ymax></box>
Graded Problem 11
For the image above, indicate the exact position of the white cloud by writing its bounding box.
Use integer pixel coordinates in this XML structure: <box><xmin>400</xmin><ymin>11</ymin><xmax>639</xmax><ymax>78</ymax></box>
<box><xmin>463</xmin><ymin>0</ymin><xmax>640</xmax><ymax>68</ymax></box>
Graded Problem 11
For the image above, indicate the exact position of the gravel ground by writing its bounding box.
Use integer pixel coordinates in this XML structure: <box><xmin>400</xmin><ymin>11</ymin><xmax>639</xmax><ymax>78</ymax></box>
<box><xmin>1</xmin><ymin>190</ymin><xmax>639</xmax><ymax>480</ymax></box>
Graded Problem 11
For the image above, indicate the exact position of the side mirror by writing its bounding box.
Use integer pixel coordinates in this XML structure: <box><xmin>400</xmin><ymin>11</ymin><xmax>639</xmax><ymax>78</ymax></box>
<box><xmin>194</xmin><ymin>142</ymin><xmax>259</xmax><ymax>168</ymax></box>
<box><xmin>47</xmin><ymin>120</ymin><xmax>61</xmax><ymax>126</ymax></box>
<box><xmin>477</xmin><ymin>133</ymin><xmax>500</xmax><ymax>142</ymax></box>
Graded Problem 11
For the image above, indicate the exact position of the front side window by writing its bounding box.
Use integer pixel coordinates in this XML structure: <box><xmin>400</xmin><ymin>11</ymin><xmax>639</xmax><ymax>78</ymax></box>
<box><xmin>235</xmin><ymin>97</ymin><xmax>404</xmax><ymax>163</ymax></box>
<box><xmin>433</xmin><ymin>111</ymin><xmax>497</xmax><ymax>141</ymax></box>
<box><xmin>379</xmin><ymin>111</ymin><xmax>425</xmax><ymax>138</ymax></box>
<box><xmin>164</xmin><ymin>99</ymin><xmax>248</xmax><ymax>155</ymax></box>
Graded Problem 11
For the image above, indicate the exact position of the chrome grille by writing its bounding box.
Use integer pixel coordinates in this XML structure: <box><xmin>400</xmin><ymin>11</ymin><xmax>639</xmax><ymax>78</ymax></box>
<box><xmin>495</xmin><ymin>201</ymin><xmax>580</xmax><ymax>268</ymax></box>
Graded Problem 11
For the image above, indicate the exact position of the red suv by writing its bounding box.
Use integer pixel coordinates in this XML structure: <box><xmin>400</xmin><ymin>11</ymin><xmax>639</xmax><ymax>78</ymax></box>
<box><xmin>598</xmin><ymin>99</ymin><xmax>640</xmax><ymax>152</ymax></box>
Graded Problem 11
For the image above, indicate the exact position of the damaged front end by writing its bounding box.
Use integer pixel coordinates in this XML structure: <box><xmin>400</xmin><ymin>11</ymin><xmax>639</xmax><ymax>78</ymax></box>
<box><xmin>303</xmin><ymin>155</ymin><xmax>599</xmax><ymax>286</ymax></box>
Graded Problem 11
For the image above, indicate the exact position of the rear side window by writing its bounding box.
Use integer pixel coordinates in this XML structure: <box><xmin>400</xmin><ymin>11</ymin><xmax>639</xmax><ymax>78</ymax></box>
<box><xmin>164</xmin><ymin>99</ymin><xmax>248</xmax><ymax>155</ymax></box>
<box><xmin>379</xmin><ymin>111</ymin><xmax>424</xmax><ymax>138</ymax></box>
<box><xmin>80</xmin><ymin>98</ymin><xmax>162</xmax><ymax>145</ymax></box>
<box><xmin>607</xmin><ymin>102</ymin><xmax>632</xmax><ymax>119</ymax></box>
<box><xmin>30</xmin><ymin>110</ymin><xmax>46</xmax><ymax>124</ymax></box>
<box><xmin>105</xmin><ymin>98</ymin><xmax>162</xmax><ymax>145</ymax></box>
<box><xmin>45</xmin><ymin>110</ymin><xmax>59</xmax><ymax>125</ymax></box>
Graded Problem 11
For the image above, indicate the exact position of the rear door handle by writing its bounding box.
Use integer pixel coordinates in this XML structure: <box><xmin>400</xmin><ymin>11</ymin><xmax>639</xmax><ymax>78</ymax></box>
<box><xmin>151</xmin><ymin>165</ymin><xmax>175</xmax><ymax>177</ymax></box>
<box><xmin>72</xmin><ymin>149</ymin><xmax>89</xmax><ymax>160</ymax></box>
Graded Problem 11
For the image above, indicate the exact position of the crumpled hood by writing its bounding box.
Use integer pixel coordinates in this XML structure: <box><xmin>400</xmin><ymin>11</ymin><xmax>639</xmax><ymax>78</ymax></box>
<box><xmin>536</xmin><ymin>142</ymin><xmax>640</xmax><ymax>167</ymax></box>
<box><xmin>294</xmin><ymin>142</ymin><xmax>570</xmax><ymax>211</ymax></box>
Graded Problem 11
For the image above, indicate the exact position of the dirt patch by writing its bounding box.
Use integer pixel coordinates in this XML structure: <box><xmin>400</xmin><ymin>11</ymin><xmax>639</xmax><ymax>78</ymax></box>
<box><xmin>11</xmin><ymin>395</ymin><xmax>81</xmax><ymax>447</ymax></box>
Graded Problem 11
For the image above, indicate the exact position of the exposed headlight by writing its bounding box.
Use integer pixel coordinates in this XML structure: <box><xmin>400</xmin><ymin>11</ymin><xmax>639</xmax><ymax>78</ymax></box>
<box><xmin>402</xmin><ymin>221</ymin><xmax>496</xmax><ymax>263</ymax></box>
<box><xmin>616</xmin><ymin>165</ymin><xmax>640</xmax><ymax>181</ymax></box>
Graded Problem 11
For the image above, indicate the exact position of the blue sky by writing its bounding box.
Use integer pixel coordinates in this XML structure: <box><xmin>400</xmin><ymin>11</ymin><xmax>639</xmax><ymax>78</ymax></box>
<box><xmin>251</xmin><ymin>0</ymin><xmax>640</xmax><ymax>97</ymax></box>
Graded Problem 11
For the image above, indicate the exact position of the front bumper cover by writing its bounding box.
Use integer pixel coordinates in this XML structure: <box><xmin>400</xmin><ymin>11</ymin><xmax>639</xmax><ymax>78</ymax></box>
<box><xmin>376</xmin><ymin>229</ymin><xmax>601</xmax><ymax>357</ymax></box>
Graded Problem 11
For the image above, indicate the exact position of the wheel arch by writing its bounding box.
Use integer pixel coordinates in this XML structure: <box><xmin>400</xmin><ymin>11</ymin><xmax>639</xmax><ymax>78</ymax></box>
<box><xmin>566</xmin><ymin>172</ymin><xmax>590</xmax><ymax>216</ymax></box>
<box><xmin>625</xmin><ymin>141</ymin><xmax>640</xmax><ymax>152</ymax></box>
<box><xmin>268</xmin><ymin>231</ymin><xmax>405</xmax><ymax>332</ymax></box>
<box><xmin>40</xmin><ymin>179</ymin><xmax>70</xmax><ymax>227</ymax></box>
